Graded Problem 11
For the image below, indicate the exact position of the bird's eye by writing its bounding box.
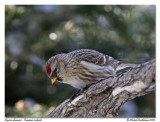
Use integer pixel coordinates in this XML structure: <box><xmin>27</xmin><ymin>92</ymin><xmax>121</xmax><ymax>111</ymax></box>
<box><xmin>46</xmin><ymin>65</ymin><xmax>51</xmax><ymax>75</ymax></box>
<box><xmin>54</xmin><ymin>68</ymin><xmax>57</xmax><ymax>73</ymax></box>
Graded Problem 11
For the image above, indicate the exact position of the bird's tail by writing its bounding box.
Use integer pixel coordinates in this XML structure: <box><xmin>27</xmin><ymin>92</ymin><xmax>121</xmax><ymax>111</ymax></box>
<box><xmin>105</xmin><ymin>55</ymin><xmax>137</xmax><ymax>72</ymax></box>
<box><xmin>117</xmin><ymin>59</ymin><xmax>128</xmax><ymax>61</ymax></box>
<box><xmin>116</xmin><ymin>63</ymin><xmax>137</xmax><ymax>72</ymax></box>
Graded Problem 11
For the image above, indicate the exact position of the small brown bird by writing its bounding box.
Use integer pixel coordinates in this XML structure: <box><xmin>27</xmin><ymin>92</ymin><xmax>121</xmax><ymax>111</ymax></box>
<box><xmin>46</xmin><ymin>49</ymin><xmax>136</xmax><ymax>89</ymax></box>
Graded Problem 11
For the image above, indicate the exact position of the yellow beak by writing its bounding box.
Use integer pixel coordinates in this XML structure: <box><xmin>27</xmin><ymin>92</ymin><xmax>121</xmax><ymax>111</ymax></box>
<box><xmin>51</xmin><ymin>77</ymin><xmax>57</xmax><ymax>84</ymax></box>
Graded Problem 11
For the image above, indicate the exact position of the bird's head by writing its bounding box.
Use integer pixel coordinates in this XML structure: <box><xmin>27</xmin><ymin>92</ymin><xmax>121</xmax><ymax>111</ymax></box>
<box><xmin>46</xmin><ymin>54</ymin><xmax>67</xmax><ymax>84</ymax></box>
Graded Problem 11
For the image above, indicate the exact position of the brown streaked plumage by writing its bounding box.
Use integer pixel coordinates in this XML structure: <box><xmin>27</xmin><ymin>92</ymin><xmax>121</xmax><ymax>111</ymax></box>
<box><xmin>46</xmin><ymin>49</ymin><xmax>136</xmax><ymax>89</ymax></box>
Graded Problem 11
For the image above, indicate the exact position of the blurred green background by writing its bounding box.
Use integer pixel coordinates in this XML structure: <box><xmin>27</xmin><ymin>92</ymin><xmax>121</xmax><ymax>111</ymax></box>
<box><xmin>5</xmin><ymin>5</ymin><xmax>155</xmax><ymax>117</ymax></box>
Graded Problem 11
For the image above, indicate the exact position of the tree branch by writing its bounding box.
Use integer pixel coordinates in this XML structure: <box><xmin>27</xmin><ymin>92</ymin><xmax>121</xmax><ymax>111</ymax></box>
<box><xmin>47</xmin><ymin>59</ymin><xmax>155</xmax><ymax>117</ymax></box>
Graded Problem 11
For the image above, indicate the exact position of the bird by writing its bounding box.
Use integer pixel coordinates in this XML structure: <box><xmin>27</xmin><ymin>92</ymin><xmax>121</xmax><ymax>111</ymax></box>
<box><xmin>46</xmin><ymin>49</ymin><xmax>136</xmax><ymax>89</ymax></box>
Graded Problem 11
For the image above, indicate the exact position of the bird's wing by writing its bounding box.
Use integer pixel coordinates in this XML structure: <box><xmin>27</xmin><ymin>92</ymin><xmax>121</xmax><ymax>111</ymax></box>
<box><xmin>69</xmin><ymin>49</ymin><xmax>105</xmax><ymax>65</ymax></box>
<box><xmin>78</xmin><ymin>53</ymin><xmax>120</xmax><ymax>68</ymax></box>
<box><xmin>69</xmin><ymin>49</ymin><xmax>120</xmax><ymax>68</ymax></box>
<box><xmin>79</xmin><ymin>61</ymin><xmax>116</xmax><ymax>79</ymax></box>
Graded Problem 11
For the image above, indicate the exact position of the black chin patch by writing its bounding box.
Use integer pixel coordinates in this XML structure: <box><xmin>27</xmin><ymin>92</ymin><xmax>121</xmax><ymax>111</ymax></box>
<box><xmin>57</xmin><ymin>77</ymin><xmax>63</xmax><ymax>82</ymax></box>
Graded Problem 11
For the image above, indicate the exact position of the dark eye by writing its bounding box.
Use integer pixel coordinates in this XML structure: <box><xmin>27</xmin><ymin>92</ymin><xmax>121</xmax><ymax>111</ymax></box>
<box><xmin>54</xmin><ymin>68</ymin><xmax>57</xmax><ymax>73</ymax></box>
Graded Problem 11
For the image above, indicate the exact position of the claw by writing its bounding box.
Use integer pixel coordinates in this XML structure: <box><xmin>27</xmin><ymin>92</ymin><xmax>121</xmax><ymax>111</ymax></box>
<box><xmin>69</xmin><ymin>90</ymin><xmax>81</xmax><ymax>100</ymax></box>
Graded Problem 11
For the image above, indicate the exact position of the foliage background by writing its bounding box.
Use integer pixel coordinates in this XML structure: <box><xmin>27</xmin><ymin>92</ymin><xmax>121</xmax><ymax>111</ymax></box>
<box><xmin>5</xmin><ymin>5</ymin><xmax>155</xmax><ymax>117</ymax></box>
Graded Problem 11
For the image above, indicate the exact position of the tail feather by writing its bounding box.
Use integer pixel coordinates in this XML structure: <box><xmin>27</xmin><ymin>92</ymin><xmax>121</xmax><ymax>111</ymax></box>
<box><xmin>116</xmin><ymin>63</ymin><xmax>137</xmax><ymax>72</ymax></box>
<box><xmin>116</xmin><ymin>59</ymin><xmax>128</xmax><ymax>61</ymax></box>
<box><xmin>105</xmin><ymin>55</ymin><xmax>137</xmax><ymax>72</ymax></box>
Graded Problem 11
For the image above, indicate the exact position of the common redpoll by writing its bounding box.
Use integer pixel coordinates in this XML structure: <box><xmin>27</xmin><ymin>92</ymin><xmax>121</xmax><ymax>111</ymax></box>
<box><xmin>46</xmin><ymin>49</ymin><xmax>136</xmax><ymax>89</ymax></box>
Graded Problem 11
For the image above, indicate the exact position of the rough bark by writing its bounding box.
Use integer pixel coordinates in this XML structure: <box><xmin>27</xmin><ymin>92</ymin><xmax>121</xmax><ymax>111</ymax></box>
<box><xmin>47</xmin><ymin>59</ymin><xmax>155</xmax><ymax>117</ymax></box>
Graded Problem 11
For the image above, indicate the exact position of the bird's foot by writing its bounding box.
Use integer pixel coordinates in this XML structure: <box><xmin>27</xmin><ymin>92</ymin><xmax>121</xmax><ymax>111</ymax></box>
<box><xmin>69</xmin><ymin>89</ymin><xmax>81</xmax><ymax>101</ymax></box>
<box><xmin>83</xmin><ymin>84</ymin><xmax>91</xmax><ymax>91</ymax></box>
<box><xmin>69</xmin><ymin>84</ymin><xmax>92</xmax><ymax>101</ymax></box>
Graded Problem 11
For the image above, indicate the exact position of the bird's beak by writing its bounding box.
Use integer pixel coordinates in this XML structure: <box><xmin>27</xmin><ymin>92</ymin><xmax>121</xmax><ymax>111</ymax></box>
<box><xmin>51</xmin><ymin>77</ymin><xmax>57</xmax><ymax>84</ymax></box>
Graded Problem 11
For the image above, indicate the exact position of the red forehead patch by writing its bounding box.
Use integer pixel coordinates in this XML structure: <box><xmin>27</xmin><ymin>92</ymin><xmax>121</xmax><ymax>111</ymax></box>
<box><xmin>46</xmin><ymin>65</ymin><xmax>51</xmax><ymax>75</ymax></box>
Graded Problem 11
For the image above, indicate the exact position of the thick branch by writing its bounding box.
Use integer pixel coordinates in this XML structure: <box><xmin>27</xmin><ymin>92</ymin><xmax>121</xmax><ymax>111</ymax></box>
<box><xmin>47</xmin><ymin>59</ymin><xmax>155</xmax><ymax>117</ymax></box>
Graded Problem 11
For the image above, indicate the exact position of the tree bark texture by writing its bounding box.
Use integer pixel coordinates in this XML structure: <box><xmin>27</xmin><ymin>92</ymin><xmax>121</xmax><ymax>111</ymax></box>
<box><xmin>47</xmin><ymin>59</ymin><xmax>155</xmax><ymax>117</ymax></box>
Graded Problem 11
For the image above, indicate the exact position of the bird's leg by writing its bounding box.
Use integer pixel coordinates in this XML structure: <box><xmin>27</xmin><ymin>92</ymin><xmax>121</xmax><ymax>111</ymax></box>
<box><xmin>83</xmin><ymin>84</ymin><xmax>91</xmax><ymax>91</ymax></box>
<box><xmin>69</xmin><ymin>83</ymin><xmax>99</xmax><ymax>101</ymax></box>
<box><xmin>69</xmin><ymin>84</ymin><xmax>92</xmax><ymax>101</ymax></box>
<box><xmin>69</xmin><ymin>89</ymin><xmax>81</xmax><ymax>100</ymax></box>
